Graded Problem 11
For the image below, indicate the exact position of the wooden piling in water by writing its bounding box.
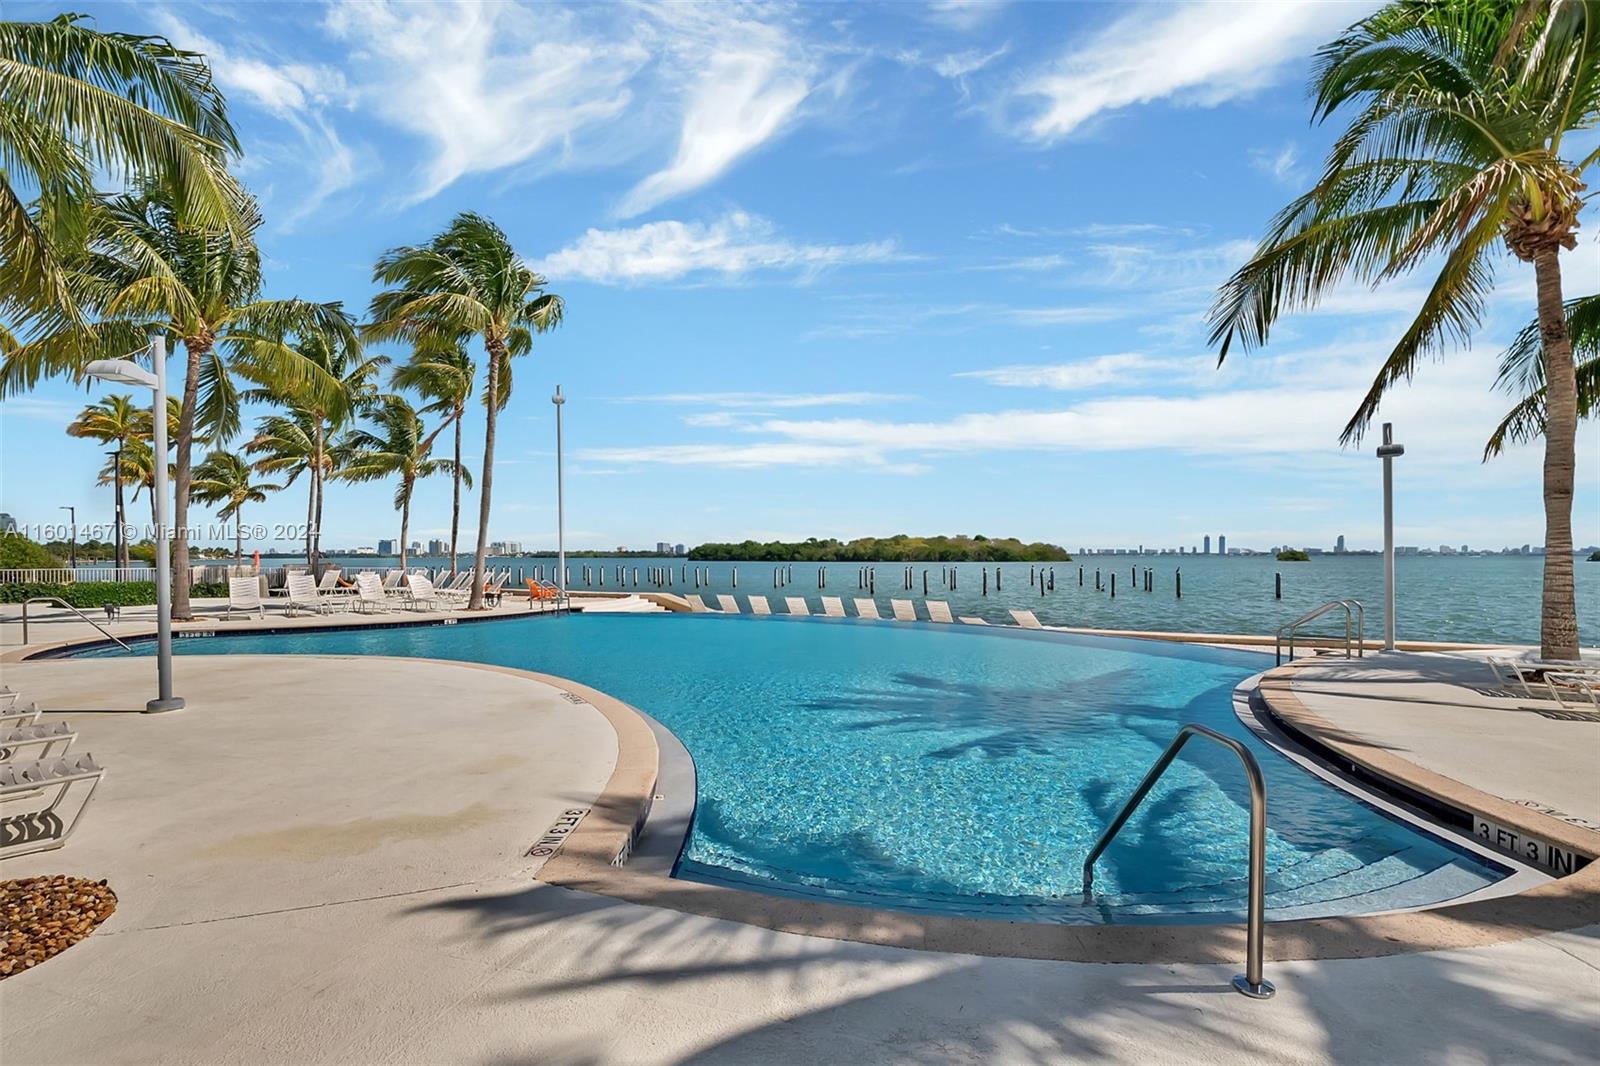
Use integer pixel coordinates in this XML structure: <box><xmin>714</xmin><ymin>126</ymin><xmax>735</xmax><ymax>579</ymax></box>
<box><xmin>1275</xmin><ymin>571</ymin><xmax>1282</xmax><ymax>599</ymax></box>
<box><xmin>1176</xmin><ymin>569</ymin><xmax>1182</xmax><ymax>599</ymax></box>
<box><xmin>1111</xmin><ymin>572</ymin><xmax>1116</xmax><ymax>598</ymax></box>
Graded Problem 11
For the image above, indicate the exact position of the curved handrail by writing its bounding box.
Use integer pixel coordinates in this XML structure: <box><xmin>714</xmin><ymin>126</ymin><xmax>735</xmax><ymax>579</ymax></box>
<box><xmin>1275</xmin><ymin>599</ymin><xmax>1364</xmax><ymax>665</ymax></box>
<box><xmin>20</xmin><ymin>597</ymin><xmax>132</xmax><ymax>651</ymax></box>
<box><xmin>1081</xmin><ymin>723</ymin><xmax>1275</xmax><ymax>999</ymax></box>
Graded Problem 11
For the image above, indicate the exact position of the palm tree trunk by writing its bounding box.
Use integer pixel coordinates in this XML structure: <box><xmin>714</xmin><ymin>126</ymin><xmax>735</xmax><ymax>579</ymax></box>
<box><xmin>1533</xmin><ymin>247</ymin><xmax>1579</xmax><ymax>660</ymax></box>
<box><xmin>314</xmin><ymin>463</ymin><xmax>326</xmax><ymax>577</ymax></box>
<box><xmin>469</xmin><ymin>345</ymin><xmax>501</xmax><ymax>610</ymax></box>
<box><xmin>235</xmin><ymin>505</ymin><xmax>244</xmax><ymax>565</ymax></box>
<box><xmin>399</xmin><ymin>480</ymin><xmax>411</xmax><ymax>573</ymax></box>
<box><xmin>449</xmin><ymin>406</ymin><xmax>463</xmax><ymax>580</ymax></box>
<box><xmin>171</xmin><ymin>336</ymin><xmax>205</xmax><ymax>619</ymax></box>
<box><xmin>310</xmin><ymin>423</ymin><xmax>325</xmax><ymax>573</ymax></box>
<box><xmin>304</xmin><ymin>473</ymin><xmax>316</xmax><ymax>567</ymax></box>
<box><xmin>114</xmin><ymin>446</ymin><xmax>128</xmax><ymax>571</ymax></box>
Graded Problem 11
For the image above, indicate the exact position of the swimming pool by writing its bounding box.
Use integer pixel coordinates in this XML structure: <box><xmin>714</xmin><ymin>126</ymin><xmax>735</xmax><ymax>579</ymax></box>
<box><xmin>76</xmin><ymin>614</ymin><xmax>1507</xmax><ymax>922</ymax></box>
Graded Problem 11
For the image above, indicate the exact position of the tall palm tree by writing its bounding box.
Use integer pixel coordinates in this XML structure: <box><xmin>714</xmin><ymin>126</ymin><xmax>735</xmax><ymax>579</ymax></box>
<box><xmin>247</xmin><ymin>411</ymin><xmax>346</xmax><ymax>566</ymax></box>
<box><xmin>367</xmin><ymin>213</ymin><xmax>562</xmax><ymax>608</ymax></box>
<box><xmin>1</xmin><ymin>184</ymin><xmax>354</xmax><ymax>618</ymax></box>
<box><xmin>243</xmin><ymin>327</ymin><xmax>386</xmax><ymax>570</ymax></box>
<box><xmin>1485</xmin><ymin>294</ymin><xmax>1600</xmax><ymax>457</ymax></box>
<box><xmin>391</xmin><ymin>344</ymin><xmax>475</xmax><ymax>577</ymax></box>
<box><xmin>66</xmin><ymin>394</ymin><xmax>142</xmax><ymax>568</ymax></box>
<box><xmin>340</xmin><ymin>397</ymin><xmax>467</xmax><ymax>573</ymax></box>
<box><xmin>1207</xmin><ymin>2</ymin><xmax>1597</xmax><ymax>660</ymax></box>
<box><xmin>98</xmin><ymin>397</ymin><xmax>179</xmax><ymax>541</ymax></box>
<box><xmin>0</xmin><ymin>13</ymin><xmax>245</xmax><ymax>327</ymax></box>
<box><xmin>191</xmin><ymin>451</ymin><xmax>279</xmax><ymax>563</ymax></box>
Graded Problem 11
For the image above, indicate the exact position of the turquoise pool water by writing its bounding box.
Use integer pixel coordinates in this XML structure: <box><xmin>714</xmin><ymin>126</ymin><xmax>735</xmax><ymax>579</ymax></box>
<box><xmin>77</xmin><ymin>614</ymin><xmax>1506</xmax><ymax>922</ymax></box>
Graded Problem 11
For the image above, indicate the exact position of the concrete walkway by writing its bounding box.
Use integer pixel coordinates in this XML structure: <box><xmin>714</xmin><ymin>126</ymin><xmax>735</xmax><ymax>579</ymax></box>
<box><xmin>2</xmin><ymin>653</ymin><xmax>1598</xmax><ymax>1063</ymax></box>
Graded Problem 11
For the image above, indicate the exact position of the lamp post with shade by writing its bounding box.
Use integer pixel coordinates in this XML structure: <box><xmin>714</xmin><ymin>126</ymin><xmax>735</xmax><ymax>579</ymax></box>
<box><xmin>1376</xmin><ymin>422</ymin><xmax>1405</xmax><ymax>652</ymax></box>
<box><xmin>85</xmin><ymin>330</ymin><xmax>184</xmax><ymax>713</ymax></box>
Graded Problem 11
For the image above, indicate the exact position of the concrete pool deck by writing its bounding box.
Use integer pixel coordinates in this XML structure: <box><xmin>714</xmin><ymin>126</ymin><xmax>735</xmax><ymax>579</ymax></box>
<box><xmin>1</xmin><ymin>624</ymin><xmax>1598</xmax><ymax>1062</ymax></box>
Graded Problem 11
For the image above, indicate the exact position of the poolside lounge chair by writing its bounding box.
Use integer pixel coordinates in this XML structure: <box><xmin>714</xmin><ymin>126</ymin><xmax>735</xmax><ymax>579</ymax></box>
<box><xmin>717</xmin><ymin>594</ymin><xmax>741</xmax><ymax>613</ymax></box>
<box><xmin>958</xmin><ymin>617</ymin><xmax>988</xmax><ymax>625</ymax></box>
<box><xmin>926</xmin><ymin>600</ymin><xmax>954</xmax><ymax>623</ymax></box>
<box><xmin>527</xmin><ymin>580</ymin><xmax>567</xmax><ymax>610</ymax></box>
<box><xmin>404</xmin><ymin>575</ymin><xmax>446</xmax><ymax>611</ymax></box>
<box><xmin>315</xmin><ymin>568</ymin><xmax>344</xmax><ymax>593</ymax></box>
<box><xmin>353</xmin><ymin>573</ymin><xmax>394</xmax><ymax>613</ymax></box>
<box><xmin>1009</xmin><ymin>609</ymin><xmax>1043</xmax><ymax>629</ymax></box>
<box><xmin>891</xmin><ymin>599</ymin><xmax>917</xmax><ymax>622</ymax></box>
<box><xmin>748</xmin><ymin>596</ymin><xmax>772</xmax><ymax>615</ymax></box>
<box><xmin>0</xmin><ymin>720</ymin><xmax>76</xmax><ymax>763</ymax></box>
<box><xmin>1486</xmin><ymin>656</ymin><xmax>1600</xmax><ymax>708</ymax></box>
<box><xmin>854</xmin><ymin>598</ymin><xmax>882</xmax><ymax>619</ymax></box>
<box><xmin>481</xmin><ymin>571</ymin><xmax>511</xmax><ymax>606</ymax></box>
<box><xmin>285</xmin><ymin>574</ymin><xmax>328</xmax><ymax>616</ymax></box>
<box><xmin>685</xmin><ymin>594</ymin><xmax>712</xmax><ymax>613</ymax></box>
<box><xmin>0</xmin><ymin>687</ymin><xmax>21</xmax><ymax>710</ymax></box>
<box><xmin>0</xmin><ymin>703</ymin><xmax>42</xmax><ymax>730</ymax></box>
<box><xmin>381</xmin><ymin>569</ymin><xmax>404</xmax><ymax>592</ymax></box>
<box><xmin>226</xmin><ymin>576</ymin><xmax>265</xmax><ymax>620</ymax></box>
<box><xmin>785</xmin><ymin>597</ymin><xmax>810</xmax><ymax>616</ymax></box>
<box><xmin>821</xmin><ymin>596</ymin><xmax>845</xmax><ymax>618</ymax></box>
<box><xmin>0</xmin><ymin>752</ymin><xmax>106</xmax><ymax>859</ymax></box>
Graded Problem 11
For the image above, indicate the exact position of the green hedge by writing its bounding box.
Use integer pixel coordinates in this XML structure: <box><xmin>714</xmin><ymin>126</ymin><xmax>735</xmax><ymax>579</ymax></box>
<box><xmin>0</xmin><ymin>534</ymin><xmax>62</xmax><ymax>569</ymax></box>
<box><xmin>0</xmin><ymin>580</ymin><xmax>230</xmax><ymax>606</ymax></box>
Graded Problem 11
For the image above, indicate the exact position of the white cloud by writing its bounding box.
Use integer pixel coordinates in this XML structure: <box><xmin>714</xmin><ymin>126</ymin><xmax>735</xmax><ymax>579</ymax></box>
<box><xmin>537</xmin><ymin>211</ymin><xmax>897</xmax><ymax>284</ymax></box>
<box><xmin>616</xmin><ymin>7</ymin><xmax>816</xmax><ymax>218</ymax></box>
<box><xmin>924</xmin><ymin>0</ymin><xmax>1008</xmax><ymax>32</ymax></box>
<box><xmin>579</xmin><ymin>441</ymin><xmax>922</xmax><ymax>473</ymax></box>
<box><xmin>1016</xmin><ymin>1</ymin><xmax>1366</xmax><ymax>142</ymax></box>
<box><xmin>1249</xmin><ymin>142</ymin><xmax>1305</xmax><ymax>186</ymax></box>
<box><xmin>325</xmin><ymin>0</ymin><xmax>646</xmax><ymax>204</ymax></box>
<box><xmin>631</xmin><ymin>391</ymin><xmax>909</xmax><ymax>408</ymax></box>
<box><xmin>957</xmin><ymin>353</ymin><xmax>1184</xmax><ymax>390</ymax></box>
<box><xmin>1003</xmin><ymin>305</ymin><xmax>1129</xmax><ymax>326</ymax></box>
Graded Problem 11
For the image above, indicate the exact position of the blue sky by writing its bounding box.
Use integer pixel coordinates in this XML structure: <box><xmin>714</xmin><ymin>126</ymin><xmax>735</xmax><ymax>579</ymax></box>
<box><xmin>3</xmin><ymin>0</ymin><xmax>1596</xmax><ymax>554</ymax></box>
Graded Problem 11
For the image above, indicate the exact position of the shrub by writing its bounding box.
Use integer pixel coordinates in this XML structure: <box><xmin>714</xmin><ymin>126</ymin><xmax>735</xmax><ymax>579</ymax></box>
<box><xmin>0</xmin><ymin>581</ymin><xmax>229</xmax><ymax>607</ymax></box>
<box><xmin>0</xmin><ymin>534</ymin><xmax>61</xmax><ymax>569</ymax></box>
<box><xmin>1276</xmin><ymin>548</ymin><xmax>1311</xmax><ymax>562</ymax></box>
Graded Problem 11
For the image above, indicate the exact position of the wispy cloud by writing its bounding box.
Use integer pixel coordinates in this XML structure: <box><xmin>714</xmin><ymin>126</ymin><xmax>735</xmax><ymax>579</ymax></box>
<box><xmin>537</xmin><ymin>211</ymin><xmax>897</xmax><ymax>284</ymax></box>
<box><xmin>957</xmin><ymin>353</ymin><xmax>1186</xmax><ymax>390</ymax></box>
<box><xmin>923</xmin><ymin>0</ymin><xmax>1009</xmax><ymax>32</ymax></box>
<box><xmin>626</xmin><ymin>391</ymin><xmax>909</xmax><ymax>408</ymax></box>
<box><xmin>1015</xmin><ymin>1</ymin><xmax>1365</xmax><ymax>143</ymax></box>
<box><xmin>1249</xmin><ymin>142</ymin><xmax>1306</xmax><ymax>186</ymax></box>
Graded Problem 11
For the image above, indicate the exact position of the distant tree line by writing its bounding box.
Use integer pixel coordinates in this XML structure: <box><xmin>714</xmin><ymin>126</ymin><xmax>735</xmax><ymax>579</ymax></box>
<box><xmin>687</xmin><ymin>534</ymin><xmax>1071</xmax><ymax>562</ymax></box>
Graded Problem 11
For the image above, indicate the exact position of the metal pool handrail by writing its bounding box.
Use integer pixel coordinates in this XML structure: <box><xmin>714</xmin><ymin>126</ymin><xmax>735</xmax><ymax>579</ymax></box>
<box><xmin>1081</xmin><ymin>723</ymin><xmax>1275</xmax><ymax>1000</ymax></box>
<box><xmin>20</xmin><ymin>597</ymin><xmax>132</xmax><ymax>652</ymax></box>
<box><xmin>1275</xmin><ymin>599</ymin><xmax>1364</xmax><ymax>665</ymax></box>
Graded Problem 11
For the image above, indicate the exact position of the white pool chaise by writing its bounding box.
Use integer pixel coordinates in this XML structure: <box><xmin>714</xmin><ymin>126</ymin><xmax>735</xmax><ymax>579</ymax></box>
<box><xmin>891</xmin><ymin>599</ymin><xmax>917</xmax><ymax>622</ymax></box>
<box><xmin>684</xmin><ymin>594</ymin><xmax>712</xmax><ymax>613</ymax></box>
<box><xmin>226</xmin><ymin>576</ymin><xmax>264</xmax><ymax>620</ymax></box>
<box><xmin>821</xmin><ymin>596</ymin><xmax>846</xmax><ymax>617</ymax></box>
<box><xmin>854</xmin><ymin>598</ymin><xmax>882</xmax><ymax>619</ymax></box>
<box><xmin>749</xmin><ymin>596</ymin><xmax>772</xmax><ymax>615</ymax></box>
<box><xmin>1009</xmin><ymin>609</ymin><xmax>1044</xmax><ymax>629</ymax></box>
<box><xmin>926</xmin><ymin>600</ymin><xmax>954</xmax><ymax>623</ymax></box>
<box><xmin>785</xmin><ymin>597</ymin><xmax>810</xmax><ymax>616</ymax></box>
<box><xmin>717</xmin><ymin>594</ymin><xmax>741</xmax><ymax>613</ymax></box>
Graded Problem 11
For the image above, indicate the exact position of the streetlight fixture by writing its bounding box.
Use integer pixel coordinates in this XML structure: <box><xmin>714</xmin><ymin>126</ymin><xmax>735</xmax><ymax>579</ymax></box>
<box><xmin>85</xmin><ymin>331</ymin><xmax>184</xmax><ymax>713</ymax></box>
<box><xmin>552</xmin><ymin>385</ymin><xmax>566</xmax><ymax>596</ymax></box>
<box><xmin>1376</xmin><ymin>422</ymin><xmax>1405</xmax><ymax>652</ymax></box>
<box><xmin>59</xmin><ymin>505</ymin><xmax>77</xmax><ymax>568</ymax></box>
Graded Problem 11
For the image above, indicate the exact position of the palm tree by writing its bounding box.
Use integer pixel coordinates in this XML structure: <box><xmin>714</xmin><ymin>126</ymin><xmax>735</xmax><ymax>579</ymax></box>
<box><xmin>247</xmin><ymin>411</ymin><xmax>342</xmax><ymax>566</ymax></box>
<box><xmin>243</xmin><ymin>327</ymin><xmax>386</xmax><ymax>570</ymax></box>
<box><xmin>1</xmin><ymin>184</ymin><xmax>354</xmax><ymax>618</ymax></box>
<box><xmin>1485</xmin><ymin>294</ymin><xmax>1600</xmax><ymax>457</ymax></box>
<box><xmin>391</xmin><ymin>344</ymin><xmax>475</xmax><ymax>577</ymax></box>
<box><xmin>0</xmin><ymin>13</ymin><xmax>245</xmax><ymax>327</ymax></box>
<box><xmin>1207</xmin><ymin>3</ymin><xmax>1597</xmax><ymax>660</ymax></box>
<box><xmin>367</xmin><ymin>213</ymin><xmax>562</xmax><ymax>608</ymax></box>
<box><xmin>340</xmin><ymin>397</ymin><xmax>467</xmax><ymax>573</ymax></box>
<box><xmin>98</xmin><ymin>397</ymin><xmax>179</xmax><ymax>540</ymax></box>
<box><xmin>66</xmin><ymin>394</ymin><xmax>142</xmax><ymax>568</ymax></box>
<box><xmin>191</xmin><ymin>451</ymin><xmax>279</xmax><ymax>563</ymax></box>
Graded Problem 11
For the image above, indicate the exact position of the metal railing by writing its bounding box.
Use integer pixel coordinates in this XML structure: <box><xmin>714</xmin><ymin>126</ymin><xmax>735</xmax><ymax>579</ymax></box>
<box><xmin>19</xmin><ymin>597</ymin><xmax>132</xmax><ymax>651</ymax></box>
<box><xmin>1275</xmin><ymin>599</ymin><xmax>1364</xmax><ymax>665</ymax></box>
<box><xmin>1082</xmin><ymin>723</ymin><xmax>1275</xmax><ymax>999</ymax></box>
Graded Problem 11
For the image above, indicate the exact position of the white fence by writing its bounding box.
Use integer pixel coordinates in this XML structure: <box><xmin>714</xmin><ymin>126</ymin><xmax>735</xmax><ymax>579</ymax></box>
<box><xmin>0</xmin><ymin>565</ymin><xmax>251</xmax><ymax>586</ymax></box>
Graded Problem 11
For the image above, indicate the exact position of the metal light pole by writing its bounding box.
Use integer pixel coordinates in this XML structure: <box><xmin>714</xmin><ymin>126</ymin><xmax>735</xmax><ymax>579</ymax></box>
<box><xmin>60</xmin><ymin>505</ymin><xmax>77</xmax><ymax>568</ymax></box>
<box><xmin>85</xmin><ymin>331</ymin><xmax>184</xmax><ymax>713</ymax></box>
<box><xmin>552</xmin><ymin>385</ymin><xmax>566</xmax><ymax>595</ymax></box>
<box><xmin>1376</xmin><ymin>422</ymin><xmax>1405</xmax><ymax>652</ymax></box>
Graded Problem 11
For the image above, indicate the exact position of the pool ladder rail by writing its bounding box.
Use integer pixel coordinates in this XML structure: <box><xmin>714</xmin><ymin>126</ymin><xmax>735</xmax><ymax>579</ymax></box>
<box><xmin>19</xmin><ymin>597</ymin><xmax>132</xmax><ymax>651</ymax></box>
<box><xmin>1276</xmin><ymin>599</ymin><xmax>1365</xmax><ymax>666</ymax></box>
<box><xmin>1081</xmin><ymin>723</ymin><xmax>1275</xmax><ymax>1000</ymax></box>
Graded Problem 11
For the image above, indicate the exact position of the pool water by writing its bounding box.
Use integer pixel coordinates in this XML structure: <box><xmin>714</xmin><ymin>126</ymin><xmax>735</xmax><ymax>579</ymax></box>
<box><xmin>79</xmin><ymin>614</ymin><xmax>1507</xmax><ymax>922</ymax></box>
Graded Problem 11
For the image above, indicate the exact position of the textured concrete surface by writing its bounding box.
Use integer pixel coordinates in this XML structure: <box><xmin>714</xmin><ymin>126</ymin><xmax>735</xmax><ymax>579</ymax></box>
<box><xmin>2</xmin><ymin>655</ymin><xmax>1598</xmax><ymax>1064</ymax></box>
<box><xmin>1287</xmin><ymin>651</ymin><xmax>1600</xmax><ymax>829</ymax></box>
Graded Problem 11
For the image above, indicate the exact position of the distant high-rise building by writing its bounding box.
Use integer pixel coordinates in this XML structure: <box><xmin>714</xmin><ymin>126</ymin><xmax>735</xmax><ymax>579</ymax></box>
<box><xmin>1203</xmin><ymin>535</ymin><xmax>1211</xmax><ymax>555</ymax></box>
<box><xmin>409</xmin><ymin>541</ymin><xmax>421</xmax><ymax>553</ymax></box>
<box><xmin>674</xmin><ymin>543</ymin><xmax>686</xmax><ymax>556</ymax></box>
<box><xmin>428</xmin><ymin>538</ymin><xmax>445</xmax><ymax>555</ymax></box>
<box><xmin>1335</xmin><ymin>534</ymin><xmax>1346</xmax><ymax>554</ymax></box>
<box><xmin>656</xmin><ymin>541</ymin><xmax>671</xmax><ymax>554</ymax></box>
<box><xmin>378</xmin><ymin>538</ymin><xmax>395</xmax><ymax>555</ymax></box>
<box><xmin>1218</xmin><ymin>535</ymin><xmax>1226</xmax><ymax>555</ymax></box>
<box><xmin>0</xmin><ymin>513</ymin><xmax>15</xmax><ymax>532</ymax></box>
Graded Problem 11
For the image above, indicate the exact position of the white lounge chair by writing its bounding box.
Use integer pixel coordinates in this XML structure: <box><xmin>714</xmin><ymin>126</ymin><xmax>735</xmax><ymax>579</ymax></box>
<box><xmin>0</xmin><ymin>687</ymin><xmax>21</xmax><ymax>710</ymax></box>
<box><xmin>284</xmin><ymin>574</ymin><xmax>327</xmax><ymax>616</ymax></box>
<box><xmin>404</xmin><ymin>574</ymin><xmax>445</xmax><ymax>611</ymax></box>
<box><xmin>748</xmin><ymin>596</ymin><xmax>772</xmax><ymax>615</ymax></box>
<box><xmin>381</xmin><ymin>569</ymin><xmax>404</xmax><ymax>592</ymax></box>
<box><xmin>226</xmin><ymin>576</ymin><xmax>264</xmax><ymax>620</ymax></box>
<box><xmin>1009</xmin><ymin>609</ymin><xmax>1043</xmax><ymax>629</ymax></box>
<box><xmin>316</xmin><ymin>567</ymin><xmax>344</xmax><ymax>593</ymax></box>
<box><xmin>854</xmin><ymin>598</ymin><xmax>882</xmax><ymax>619</ymax></box>
<box><xmin>1487</xmin><ymin>656</ymin><xmax>1600</xmax><ymax>708</ymax></box>
<box><xmin>717</xmin><ymin>594</ymin><xmax>741</xmax><ymax>613</ymax></box>
<box><xmin>958</xmin><ymin>616</ymin><xmax>989</xmax><ymax>625</ymax></box>
<box><xmin>0</xmin><ymin>753</ymin><xmax>106</xmax><ymax>858</ymax></box>
<box><xmin>926</xmin><ymin>600</ymin><xmax>954</xmax><ymax>623</ymax></box>
<box><xmin>821</xmin><ymin>596</ymin><xmax>845</xmax><ymax>618</ymax></box>
<box><xmin>0</xmin><ymin>703</ymin><xmax>42</xmax><ymax>730</ymax></box>
<box><xmin>785</xmin><ymin>597</ymin><xmax>810</xmax><ymax>616</ymax></box>
<box><xmin>891</xmin><ymin>599</ymin><xmax>917</xmax><ymax>622</ymax></box>
<box><xmin>353</xmin><ymin>573</ymin><xmax>393</xmax><ymax>613</ymax></box>
<box><xmin>685</xmin><ymin>594</ymin><xmax>712</xmax><ymax>613</ymax></box>
<box><xmin>0</xmin><ymin>721</ymin><xmax>75</xmax><ymax>762</ymax></box>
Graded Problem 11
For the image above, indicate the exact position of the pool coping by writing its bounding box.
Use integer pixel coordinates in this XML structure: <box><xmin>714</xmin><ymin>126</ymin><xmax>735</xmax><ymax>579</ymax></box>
<box><xmin>18</xmin><ymin>621</ymin><xmax>1600</xmax><ymax>964</ymax></box>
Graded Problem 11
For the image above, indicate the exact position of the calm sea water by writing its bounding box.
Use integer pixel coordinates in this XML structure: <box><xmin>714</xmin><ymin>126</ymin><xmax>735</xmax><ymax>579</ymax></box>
<box><xmin>314</xmin><ymin>552</ymin><xmax>1598</xmax><ymax>646</ymax></box>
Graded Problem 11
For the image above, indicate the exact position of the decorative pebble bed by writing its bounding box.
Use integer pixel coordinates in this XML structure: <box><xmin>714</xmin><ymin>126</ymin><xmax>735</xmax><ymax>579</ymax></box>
<box><xmin>1</xmin><ymin>876</ymin><xmax>117</xmax><ymax>978</ymax></box>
